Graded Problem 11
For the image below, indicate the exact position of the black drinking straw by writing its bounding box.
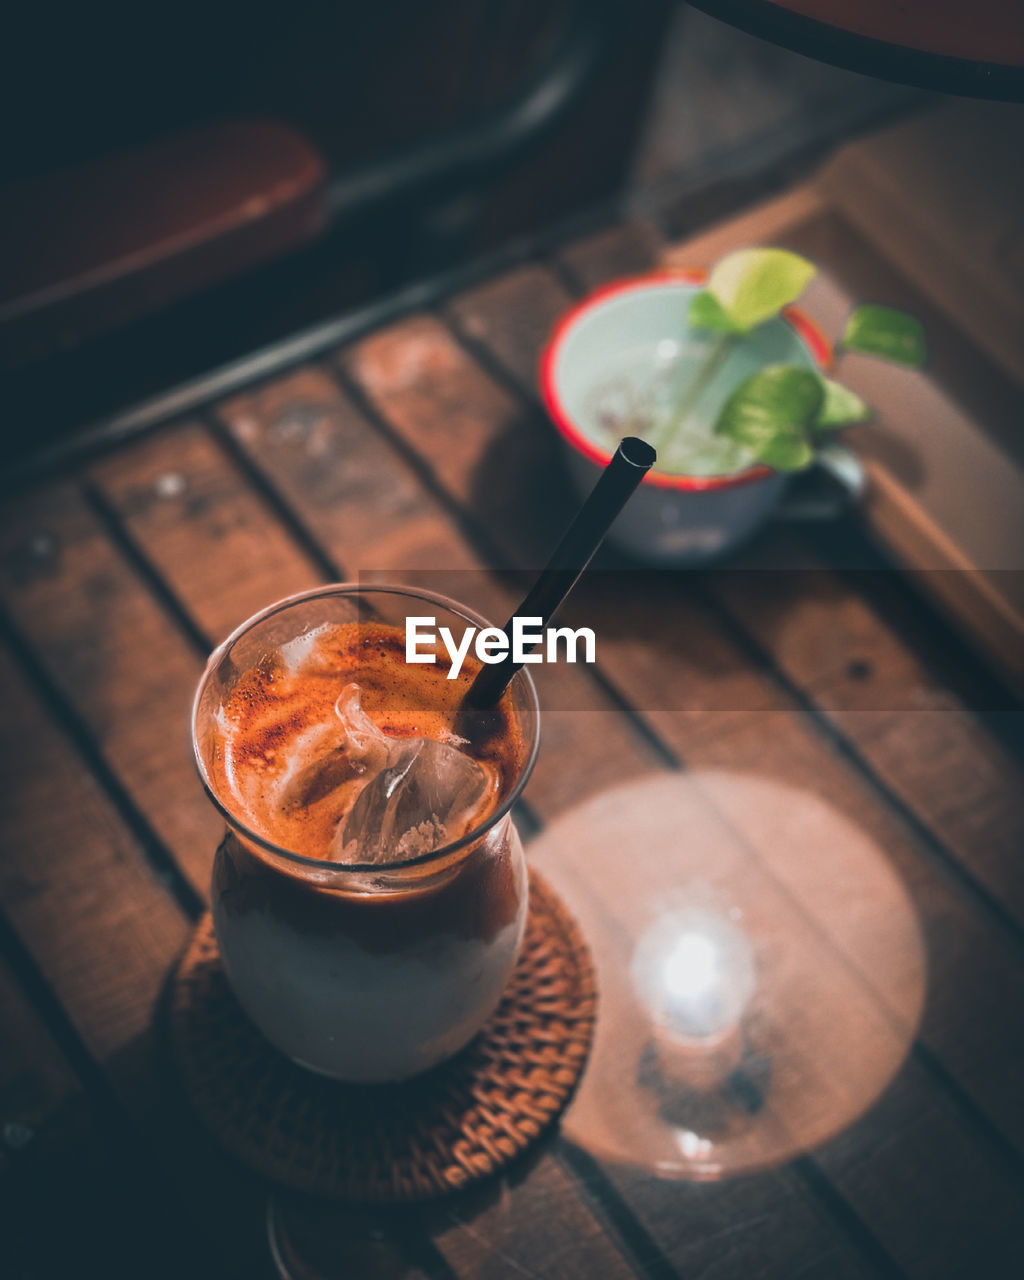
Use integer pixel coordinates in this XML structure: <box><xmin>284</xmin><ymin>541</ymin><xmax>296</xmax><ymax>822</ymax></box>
<box><xmin>466</xmin><ymin>437</ymin><xmax>656</xmax><ymax>710</ymax></box>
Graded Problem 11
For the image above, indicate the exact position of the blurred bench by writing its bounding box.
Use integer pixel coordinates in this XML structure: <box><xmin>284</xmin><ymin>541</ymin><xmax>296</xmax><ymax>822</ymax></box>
<box><xmin>0</xmin><ymin>120</ymin><xmax>328</xmax><ymax>365</ymax></box>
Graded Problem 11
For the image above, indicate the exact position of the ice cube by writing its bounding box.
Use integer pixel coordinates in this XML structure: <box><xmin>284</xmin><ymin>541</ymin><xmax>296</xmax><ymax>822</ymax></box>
<box><xmin>273</xmin><ymin>723</ymin><xmax>363</xmax><ymax>812</ymax></box>
<box><xmin>273</xmin><ymin>685</ymin><xmax>383</xmax><ymax>813</ymax></box>
<box><xmin>330</xmin><ymin>686</ymin><xmax>490</xmax><ymax>864</ymax></box>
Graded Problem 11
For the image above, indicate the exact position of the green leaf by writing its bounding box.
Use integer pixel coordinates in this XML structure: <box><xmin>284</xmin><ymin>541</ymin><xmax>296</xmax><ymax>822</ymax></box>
<box><xmin>688</xmin><ymin>290</ymin><xmax>743</xmax><ymax>334</ymax></box>
<box><xmin>842</xmin><ymin>305</ymin><xmax>926</xmax><ymax>367</ymax></box>
<box><xmin>713</xmin><ymin>365</ymin><xmax>823</xmax><ymax>472</ymax></box>
<box><xmin>759</xmin><ymin>431</ymin><xmax>815</xmax><ymax>472</ymax></box>
<box><xmin>705</xmin><ymin>248</ymin><xmax>816</xmax><ymax>332</ymax></box>
<box><xmin>815</xmin><ymin>377</ymin><xmax>871</xmax><ymax>429</ymax></box>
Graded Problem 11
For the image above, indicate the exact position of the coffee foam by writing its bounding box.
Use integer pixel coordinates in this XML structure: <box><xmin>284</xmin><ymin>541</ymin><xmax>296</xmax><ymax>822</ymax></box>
<box><xmin>209</xmin><ymin>621</ymin><xmax>524</xmax><ymax>860</ymax></box>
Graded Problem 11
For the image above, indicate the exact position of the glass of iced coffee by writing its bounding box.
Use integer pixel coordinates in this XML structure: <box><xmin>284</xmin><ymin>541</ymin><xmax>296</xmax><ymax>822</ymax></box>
<box><xmin>191</xmin><ymin>585</ymin><xmax>539</xmax><ymax>1082</ymax></box>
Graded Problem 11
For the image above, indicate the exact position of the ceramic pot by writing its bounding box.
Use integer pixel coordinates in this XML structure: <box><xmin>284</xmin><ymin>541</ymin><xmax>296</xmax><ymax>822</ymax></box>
<box><xmin>541</xmin><ymin>271</ymin><xmax>863</xmax><ymax>565</ymax></box>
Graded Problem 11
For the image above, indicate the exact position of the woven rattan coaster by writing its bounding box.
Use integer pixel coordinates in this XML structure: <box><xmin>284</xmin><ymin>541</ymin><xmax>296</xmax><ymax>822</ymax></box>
<box><xmin>169</xmin><ymin>869</ymin><xmax>595</xmax><ymax>1201</ymax></box>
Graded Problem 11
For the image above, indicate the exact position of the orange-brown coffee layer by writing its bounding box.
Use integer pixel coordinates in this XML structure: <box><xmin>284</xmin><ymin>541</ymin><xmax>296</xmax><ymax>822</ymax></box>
<box><xmin>209</xmin><ymin>621</ymin><xmax>525</xmax><ymax>860</ymax></box>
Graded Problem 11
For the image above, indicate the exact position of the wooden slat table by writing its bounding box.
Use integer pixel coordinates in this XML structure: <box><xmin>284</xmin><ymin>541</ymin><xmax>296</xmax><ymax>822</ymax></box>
<box><xmin>2</xmin><ymin>220</ymin><xmax>1022</xmax><ymax>1280</ymax></box>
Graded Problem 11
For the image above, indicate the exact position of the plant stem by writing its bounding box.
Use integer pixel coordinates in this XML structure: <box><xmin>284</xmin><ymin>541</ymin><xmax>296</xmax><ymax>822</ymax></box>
<box><xmin>648</xmin><ymin>334</ymin><xmax>736</xmax><ymax>455</ymax></box>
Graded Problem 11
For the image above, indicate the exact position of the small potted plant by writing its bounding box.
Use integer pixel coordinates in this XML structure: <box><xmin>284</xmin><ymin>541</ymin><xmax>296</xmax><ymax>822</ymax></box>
<box><xmin>541</xmin><ymin>248</ymin><xmax>926</xmax><ymax>564</ymax></box>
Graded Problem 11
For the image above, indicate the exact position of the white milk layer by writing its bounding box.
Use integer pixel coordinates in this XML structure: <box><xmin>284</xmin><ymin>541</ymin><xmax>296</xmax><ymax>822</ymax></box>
<box><xmin>212</xmin><ymin>837</ymin><xmax>528</xmax><ymax>1082</ymax></box>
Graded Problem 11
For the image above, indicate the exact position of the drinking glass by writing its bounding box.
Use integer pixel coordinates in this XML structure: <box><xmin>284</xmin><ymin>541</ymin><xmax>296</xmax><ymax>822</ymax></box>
<box><xmin>191</xmin><ymin>584</ymin><xmax>539</xmax><ymax>1082</ymax></box>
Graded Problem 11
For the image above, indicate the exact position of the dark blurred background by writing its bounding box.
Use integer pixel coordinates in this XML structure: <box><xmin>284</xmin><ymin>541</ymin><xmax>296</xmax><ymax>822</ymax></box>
<box><xmin>0</xmin><ymin>0</ymin><xmax>958</xmax><ymax>460</ymax></box>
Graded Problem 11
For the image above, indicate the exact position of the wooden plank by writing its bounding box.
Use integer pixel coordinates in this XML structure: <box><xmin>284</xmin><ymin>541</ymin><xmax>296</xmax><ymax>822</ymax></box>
<box><xmin>449</xmin><ymin>262</ymin><xmax>569</xmax><ymax>391</ymax></box>
<box><xmin>557</xmin><ymin>221</ymin><xmax>666</xmax><ymax>291</ymax></box>
<box><xmin>0</xmin><ymin>955</ymin><xmax>80</xmax><ymax>1154</ymax></box>
<box><xmin>89</xmin><ymin>401</ymin><xmax>641</xmax><ymax>1280</ymax></box>
<box><xmin>0</xmin><ymin>958</ymin><xmax>180</xmax><ymax>1278</ymax></box>
<box><xmin>567</xmin><ymin>1156</ymin><xmax>881</xmax><ymax>1280</ymax></box>
<box><xmin>0</xmin><ymin>641</ymin><xmax>274</xmax><ymax>1277</ymax></box>
<box><xmin>423</xmin><ymin>1160</ymin><xmax>640</xmax><ymax>1280</ymax></box>
<box><xmin>346</xmin><ymin>278</ymin><xmax>1024</xmax><ymax>1275</ymax></box>
<box><xmin>814</xmin><ymin>1055</ymin><xmax>1024</xmax><ymax>1279</ymax></box>
<box><xmin>709</xmin><ymin>536</ymin><xmax>1024</xmax><ymax>930</ymax></box>
<box><xmin>218</xmin><ymin>372</ymin><xmax>483</xmax><ymax>575</ymax></box>
<box><xmin>339</xmin><ymin>313</ymin><xmax>584</xmax><ymax>575</ymax></box>
<box><xmin>0</xmin><ymin>643</ymin><xmax>189</xmax><ymax>1057</ymax></box>
<box><xmin>855</xmin><ymin>462</ymin><xmax>1024</xmax><ymax>694</ymax></box>
<box><xmin>0</xmin><ymin>480</ymin><xmax>219</xmax><ymax>901</ymax></box>
<box><xmin>90</xmin><ymin>420</ymin><xmax>324</xmax><ymax>646</ymax></box>
<box><xmin>209</xmin><ymin>367</ymin><xmax>883</xmax><ymax>1278</ymax></box>
<box><xmin>816</xmin><ymin>102</ymin><xmax>1024</xmax><ymax>392</ymax></box>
